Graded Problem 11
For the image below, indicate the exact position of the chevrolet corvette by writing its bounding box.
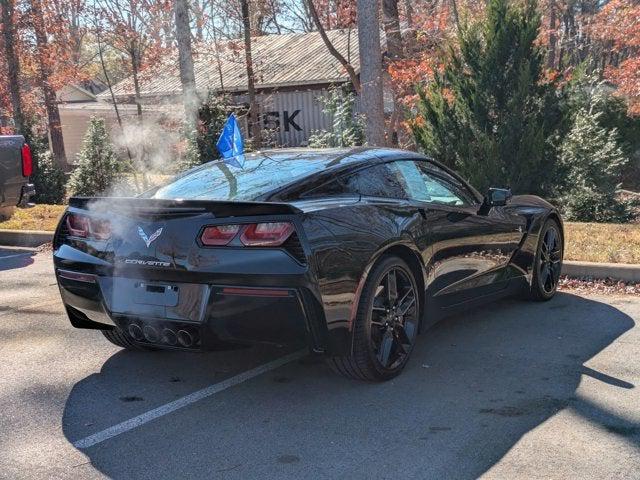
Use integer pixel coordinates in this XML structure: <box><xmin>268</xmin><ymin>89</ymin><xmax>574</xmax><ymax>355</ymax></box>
<box><xmin>53</xmin><ymin>148</ymin><xmax>564</xmax><ymax>381</ymax></box>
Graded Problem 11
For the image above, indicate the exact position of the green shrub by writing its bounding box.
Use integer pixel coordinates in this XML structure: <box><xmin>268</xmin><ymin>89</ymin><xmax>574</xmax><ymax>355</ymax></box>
<box><xmin>177</xmin><ymin>127</ymin><xmax>202</xmax><ymax>171</ymax></box>
<box><xmin>67</xmin><ymin>117</ymin><xmax>125</xmax><ymax>197</ymax></box>
<box><xmin>32</xmin><ymin>151</ymin><xmax>66</xmax><ymax>204</ymax></box>
<box><xmin>558</xmin><ymin>107</ymin><xmax>635</xmax><ymax>222</ymax></box>
<box><xmin>411</xmin><ymin>0</ymin><xmax>561</xmax><ymax>195</ymax></box>
<box><xmin>196</xmin><ymin>92</ymin><xmax>229</xmax><ymax>162</ymax></box>
<box><xmin>562</xmin><ymin>68</ymin><xmax>640</xmax><ymax>191</ymax></box>
<box><xmin>308</xmin><ymin>86</ymin><xmax>364</xmax><ymax>148</ymax></box>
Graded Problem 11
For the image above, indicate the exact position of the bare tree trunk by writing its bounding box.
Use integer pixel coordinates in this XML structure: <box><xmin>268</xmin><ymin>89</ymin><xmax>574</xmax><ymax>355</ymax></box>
<box><xmin>211</xmin><ymin>26</ymin><xmax>225</xmax><ymax>91</ymax></box>
<box><xmin>357</xmin><ymin>0</ymin><xmax>385</xmax><ymax>146</ymax></box>
<box><xmin>307</xmin><ymin>0</ymin><xmax>361</xmax><ymax>93</ymax></box>
<box><xmin>30</xmin><ymin>0</ymin><xmax>67</xmax><ymax>169</ymax></box>
<box><xmin>450</xmin><ymin>0</ymin><xmax>461</xmax><ymax>32</ymax></box>
<box><xmin>241</xmin><ymin>0</ymin><xmax>262</xmax><ymax>149</ymax></box>
<box><xmin>0</xmin><ymin>0</ymin><xmax>25</xmax><ymax>136</ymax></box>
<box><xmin>382</xmin><ymin>0</ymin><xmax>403</xmax><ymax>146</ymax></box>
<box><xmin>382</xmin><ymin>0</ymin><xmax>402</xmax><ymax>60</ymax></box>
<box><xmin>175</xmin><ymin>0</ymin><xmax>199</xmax><ymax>129</ymax></box>
<box><xmin>128</xmin><ymin>44</ymin><xmax>149</xmax><ymax>189</ymax></box>
<box><xmin>97</xmin><ymin>32</ymin><xmax>140</xmax><ymax>191</ymax></box>
<box><xmin>404</xmin><ymin>0</ymin><xmax>414</xmax><ymax>28</ymax></box>
<box><xmin>130</xmin><ymin>49</ymin><xmax>143</xmax><ymax>119</ymax></box>
<box><xmin>547</xmin><ymin>1</ymin><xmax>557</xmax><ymax>69</ymax></box>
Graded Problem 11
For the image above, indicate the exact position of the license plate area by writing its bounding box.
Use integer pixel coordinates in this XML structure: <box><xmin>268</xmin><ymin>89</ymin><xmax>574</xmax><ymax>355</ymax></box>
<box><xmin>133</xmin><ymin>282</ymin><xmax>179</xmax><ymax>307</ymax></box>
<box><xmin>105</xmin><ymin>278</ymin><xmax>209</xmax><ymax>323</ymax></box>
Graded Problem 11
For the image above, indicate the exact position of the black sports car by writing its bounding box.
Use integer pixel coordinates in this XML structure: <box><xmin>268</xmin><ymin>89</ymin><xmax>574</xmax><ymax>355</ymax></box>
<box><xmin>53</xmin><ymin>147</ymin><xmax>564</xmax><ymax>381</ymax></box>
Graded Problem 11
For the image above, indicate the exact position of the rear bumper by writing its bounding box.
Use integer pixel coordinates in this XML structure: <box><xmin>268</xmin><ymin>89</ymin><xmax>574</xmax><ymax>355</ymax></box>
<box><xmin>55</xmin><ymin>256</ymin><xmax>329</xmax><ymax>353</ymax></box>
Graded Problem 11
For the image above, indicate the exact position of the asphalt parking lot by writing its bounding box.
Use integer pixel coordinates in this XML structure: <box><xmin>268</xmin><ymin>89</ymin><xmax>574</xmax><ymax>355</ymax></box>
<box><xmin>1</xmin><ymin>247</ymin><xmax>639</xmax><ymax>479</ymax></box>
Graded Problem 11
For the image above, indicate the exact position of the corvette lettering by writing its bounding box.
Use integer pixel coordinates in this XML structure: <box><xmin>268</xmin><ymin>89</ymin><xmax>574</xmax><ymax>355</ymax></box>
<box><xmin>123</xmin><ymin>259</ymin><xmax>171</xmax><ymax>267</ymax></box>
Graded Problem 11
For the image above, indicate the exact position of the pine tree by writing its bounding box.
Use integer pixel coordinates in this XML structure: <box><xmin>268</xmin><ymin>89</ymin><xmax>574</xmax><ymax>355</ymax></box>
<box><xmin>412</xmin><ymin>0</ymin><xmax>561</xmax><ymax>195</ymax></box>
<box><xmin>558</xmin><ymin>108</ymin><xmax>634</xmax><ymax>222</ymax></box>
<box><xmin>67</xmin><ymin>117</ymin><xmax>125</xmax><ymax>197</ymax></box>
<box><xmin>308</xmin><ymin>86</ymin><xmax>365</xmax><ymax>148</ymax></box>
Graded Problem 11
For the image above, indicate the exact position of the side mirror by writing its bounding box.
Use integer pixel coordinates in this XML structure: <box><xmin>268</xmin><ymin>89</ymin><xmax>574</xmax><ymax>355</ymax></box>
<box><xmin>483</xmin><ymin>188</ymin><xmax>512</xmax><ymax>207</ymax></box>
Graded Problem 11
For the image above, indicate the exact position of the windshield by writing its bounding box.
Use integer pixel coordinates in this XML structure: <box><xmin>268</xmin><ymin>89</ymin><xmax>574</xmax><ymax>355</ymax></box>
<box><xmin>150</xmin><ymin>150</ymin><xmax>338</xmax><ymax>201</ymax></box>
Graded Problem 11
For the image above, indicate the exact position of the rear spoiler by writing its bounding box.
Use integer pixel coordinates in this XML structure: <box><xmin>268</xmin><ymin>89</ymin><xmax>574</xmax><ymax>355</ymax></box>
<box><xmin>68</xmin><ymin>197</ymin><xmax>302</xmax><ymax>217</ymax></box>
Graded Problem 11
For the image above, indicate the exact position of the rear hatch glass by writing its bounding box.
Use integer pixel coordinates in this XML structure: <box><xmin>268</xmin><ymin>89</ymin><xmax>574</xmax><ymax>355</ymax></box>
<box><xmin>149</xmin><ymin>151</ymin><xmax>336</xmax><ymax>201</ymax></box>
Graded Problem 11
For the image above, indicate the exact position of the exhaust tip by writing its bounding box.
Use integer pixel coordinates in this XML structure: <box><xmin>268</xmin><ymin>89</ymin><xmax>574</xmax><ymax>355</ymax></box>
<box><xmin>161</xmin><ymin>328</ymin><xmax>177</xmax><ymax>346</ymax></box>
<box><xmin>142</xmin><ymin>325</ymin><xmax>159</xmax><ymax>343</ymax></box>
<box><xmin>177</xmin><ymin>329</ymin><xmax>194</xmax><ymax>348</ymax></box>
<box><xmin>128</xmin><ymin>324</ymin><xmax>143</xmax><ymax>341</ymax></box>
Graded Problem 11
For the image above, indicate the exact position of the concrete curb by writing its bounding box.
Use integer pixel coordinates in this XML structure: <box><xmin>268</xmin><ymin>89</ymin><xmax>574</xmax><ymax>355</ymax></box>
<box><xmin>562</xmin><ymin>260</ymin><xmax>640</xmax><ymax>283</ymax></box>
<box><xmin>0</xmin><ymin>229</ymin><xmax>639</xmax><ymax>282</ymax></box>
<box><xmin>0</xmin><ymin>229</ymin><xmax>53</xmax><ymax>248</ymax></box>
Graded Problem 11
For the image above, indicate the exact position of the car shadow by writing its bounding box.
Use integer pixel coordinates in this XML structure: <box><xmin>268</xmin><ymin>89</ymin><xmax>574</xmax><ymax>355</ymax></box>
<box><xmin>0</xmin><ymin>250</ymin><xmax>34</xmax><ymax>271</ymax></box>
<box><xmin>62</xmin><ymin>293</ymin><xmax>637</xmax><ymax>478</ymax></box>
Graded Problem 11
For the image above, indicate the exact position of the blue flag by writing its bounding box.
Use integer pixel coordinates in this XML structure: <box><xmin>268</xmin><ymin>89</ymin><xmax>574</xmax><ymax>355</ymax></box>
<box><xmin>216</xmin><ymin>114</ymin><xmax>245</xmax><ymax>168</ymax></box>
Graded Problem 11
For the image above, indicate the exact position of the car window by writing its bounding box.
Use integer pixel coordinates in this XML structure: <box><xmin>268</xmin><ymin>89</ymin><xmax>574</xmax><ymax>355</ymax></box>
<box><xmin>303</xmin><ymin>160</ymin><xmax>474</xmax><ymax>206</ymax></box>
<box><xmin>304</xmin><ymin>163</ymin><xmax>409</xmax><ymax>199</ymax></box>
<box><xmin>396</xmin><ymin>161</ymin><xmax>471</xmax><ymax>206</ymax></box>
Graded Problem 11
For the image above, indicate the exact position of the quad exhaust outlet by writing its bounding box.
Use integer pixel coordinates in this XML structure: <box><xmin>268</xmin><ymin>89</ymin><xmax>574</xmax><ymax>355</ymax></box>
<box><xmin>127</xmin><ymin>322</ymin><xmax>197</xmax><ymax>348</ymax></box>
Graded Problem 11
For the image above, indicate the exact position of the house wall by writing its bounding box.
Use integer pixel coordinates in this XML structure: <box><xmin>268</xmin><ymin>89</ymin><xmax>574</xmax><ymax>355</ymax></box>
<box><xmin>59</xmin><ymin>109</ymin><xmax>147</xmax><ymax>163</ymax></box>
<box><xmin>57</xmin><ymin>85</ymin><xmax>95</xmax><ymax>103</ymax></box>
<box><xmin>229</xmin><ymin>88</ymin><xmax>333</xmax><ymax>147</ymax></box>
<box><xmin>56</xmin><ymin>86</ymin><xmax>341</xmax><ymax>161</ymax></box>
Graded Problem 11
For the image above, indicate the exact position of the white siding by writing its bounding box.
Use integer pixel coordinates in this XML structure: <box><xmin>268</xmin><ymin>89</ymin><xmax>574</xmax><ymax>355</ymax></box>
<box><xmin>232</xmin><ymin>89</ymin><xmax>332</xmax><ymax>147</ymax></box>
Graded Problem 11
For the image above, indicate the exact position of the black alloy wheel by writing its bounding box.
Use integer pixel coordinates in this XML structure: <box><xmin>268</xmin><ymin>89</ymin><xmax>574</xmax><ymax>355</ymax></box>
<box><xmin>369</xmin><ymin>266</ymin><xmax>419</xmax><ymax>370</ymax></box>
<box><xmin>530</xmin><ymin>219</ymin><xmax>563</xmax><ymax>301</ymax></box>
<box><xmin>329</xmin><ymin>256</ymin><xmax>420</xmax><ymax>381</ymax></box>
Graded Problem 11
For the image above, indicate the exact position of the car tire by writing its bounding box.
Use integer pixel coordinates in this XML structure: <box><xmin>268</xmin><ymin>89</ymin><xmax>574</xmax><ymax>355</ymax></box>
<box><xmin>101</xmin><ymin>328</ymin><xmax>155</xmax><ymax>351</ymax></box>
<box><xmin>328</xmin><ymin>255</ymin><xmax>420</xmax><ymax>381</ymax></box>
<box><xmin>528</xmin><ymin>218</ymin><xmax>563</xmax><ymax>301</ymax></box>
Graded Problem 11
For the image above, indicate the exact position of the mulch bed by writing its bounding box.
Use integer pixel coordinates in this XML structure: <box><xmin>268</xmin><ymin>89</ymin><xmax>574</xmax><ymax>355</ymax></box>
<box><xmin>559</xmin><ymin>276</ymin><xmax>640</xmax><ymax>296</ymax></box>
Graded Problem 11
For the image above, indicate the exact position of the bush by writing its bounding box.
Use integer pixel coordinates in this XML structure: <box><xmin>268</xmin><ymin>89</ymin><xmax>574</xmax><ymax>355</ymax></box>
<box><xmin>562</xmin><ymin>68</ymin><xmax>640</xmax><ymax>191</ymax></box>
<box><xmin>308</xmin><ymin>86</ymin><xmax>364</xmax><ymax>147</ymax></box>
<box><xmin>177</xmin><ymin>127</ymin><xmax>202</xmax><ymax>171</ymax></box>
<box><xmin>196</xmin><ymin>92</ymin><xmax>229</xmax><ymax>162</ymax></box>
<box><xmin>176</xmin><ymin>93</ymin><xmax>230</xmax><ymax>172</ymax></box>
<box><xmin>67</xmin><ymin>117</ymin><xmax>125</xmax><ymax>197</ymax></box>
<box><xmin>32</xmin><ymin>151</ymin><xmax>66</xmax><ymax>204</ymax></box>
<box><xmin>411</xmin><ymin>0</ymin><xmax>561</xmax><ymax>195</ymax></box>
<box><xmin>557</xmin><ymin>107</ymin><xmax>635</xmax><ymax>222</ymax></box>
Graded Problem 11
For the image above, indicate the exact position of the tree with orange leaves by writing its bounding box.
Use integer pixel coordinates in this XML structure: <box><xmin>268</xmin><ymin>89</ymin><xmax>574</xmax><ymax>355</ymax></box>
<box><xmin>1</xmin><ymin>0</ymin><xmax>87</xmax><ymax>167</ymax></box>
<box><xmin>589</xmin><ymin>0</ymin><xmax>640</xmax><ymax>115</ymax></box>
<box><xmin>93</xmin><ymin>0</ymin><xmax>172</xmax><ymax>118</ymax></box>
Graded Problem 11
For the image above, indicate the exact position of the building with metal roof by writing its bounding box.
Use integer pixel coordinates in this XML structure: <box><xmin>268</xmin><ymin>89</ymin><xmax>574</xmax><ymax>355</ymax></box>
<box><xmin>99</xmin><ymin>29</ymin><xmax>360</xmax><ymax>102</ymax></box>
<box><xmin>56</xmin><ymin>29</ymin><xmax>375</xmax><ymax>159</ymax></box>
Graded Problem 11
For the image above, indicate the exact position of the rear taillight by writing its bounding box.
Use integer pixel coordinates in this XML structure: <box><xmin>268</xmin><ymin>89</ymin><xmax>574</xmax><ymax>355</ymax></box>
<box><xmin>201</xmin><ymin>224</ymin><xmax>241</xmax><ymax>246</ymax></box>
<box><xmin>90</xmin><ymin>218</ymin><xmax>112</xmax><ymax>240</ymax></box>
<box><xmin>65</xmin><ymin>214</ymin><xmax>111</xmax><ymax>240</ymax></box>
<box><xmin>240</xmin><ymin>222</ymin><xmax>294</xmax><ymax>246</ymax></box>
<box><xmin>21</xmin><ymin>143</ymin><xmax>33</xmax><ymax>177</ymax></box>
<box><xmin>66</xmin><ymin>214</ymin><xmax>89</xmax><ymax>238</ymax></box>
<box><xmin>199</xmin><ymin>222</ymin><xmax>295</xmax><ymax>247</ymax></box>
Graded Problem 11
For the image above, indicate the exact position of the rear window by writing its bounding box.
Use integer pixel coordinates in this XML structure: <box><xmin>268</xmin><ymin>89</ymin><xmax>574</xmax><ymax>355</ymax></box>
<box><xmin>150</xmin><ymin>152</ymin><xmax>331</xmax><ymax>201</ymax></box>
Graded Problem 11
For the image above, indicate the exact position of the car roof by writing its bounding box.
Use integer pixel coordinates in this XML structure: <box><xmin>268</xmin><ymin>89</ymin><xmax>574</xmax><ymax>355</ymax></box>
<box><xmin>254</xmin><ymin>147</ymin><xmax>483</xmax><ymax>202</ymax></box>
<box><xmin>254</xmin><ymin>147</ymin><xmax>427</xmax><ymax>170</ymax></box>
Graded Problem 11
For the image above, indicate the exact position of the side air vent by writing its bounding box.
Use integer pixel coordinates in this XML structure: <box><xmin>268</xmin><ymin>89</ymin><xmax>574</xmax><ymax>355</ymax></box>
<box><xmin>282</xmin><ymin>232</ymin><xmax>306</xmax><ymax>264</ymax></box>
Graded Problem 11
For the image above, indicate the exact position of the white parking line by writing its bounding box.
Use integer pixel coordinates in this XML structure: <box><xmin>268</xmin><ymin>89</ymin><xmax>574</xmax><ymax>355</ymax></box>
<box><xmin>73</xmin><ymin>350</ymin><xmax>306</xmax><ymax>449</ymax></box>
